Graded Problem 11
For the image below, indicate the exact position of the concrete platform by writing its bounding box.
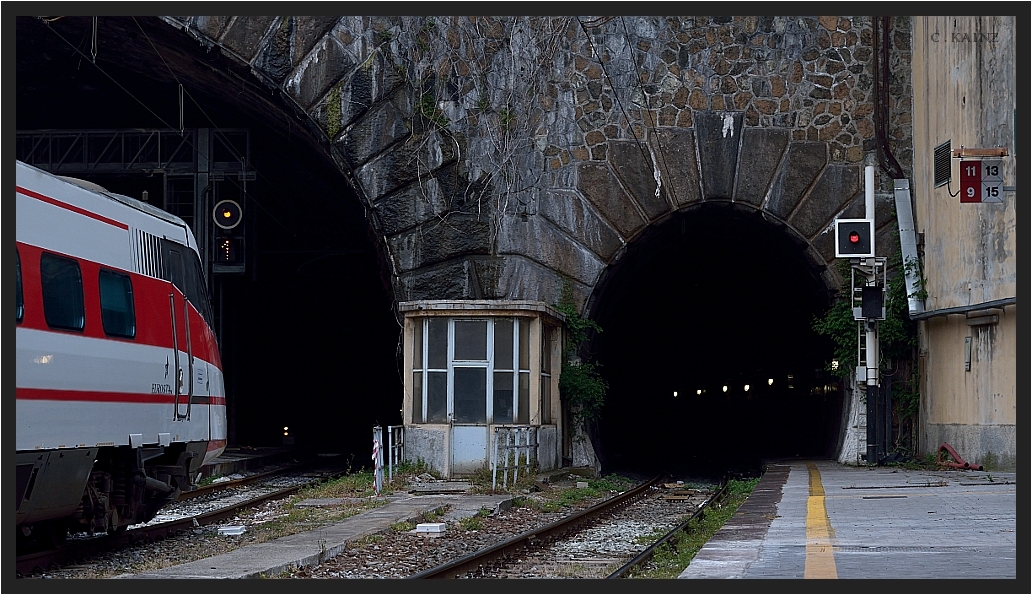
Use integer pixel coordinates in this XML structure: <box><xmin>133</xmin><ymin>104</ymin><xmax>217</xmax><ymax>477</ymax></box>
<box><xmin>678</xmin><ymin>460</ymin><xmax>1017</xmax><ymax>580</ymax></box>
<box><xmin>121</xmin><ymin>493</ymin><xmax>513</xmax><ymax>579</ymax></box>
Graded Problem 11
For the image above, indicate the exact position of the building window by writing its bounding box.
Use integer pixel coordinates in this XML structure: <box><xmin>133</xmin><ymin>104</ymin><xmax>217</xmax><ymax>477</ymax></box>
<box><xmin>99</xmin><ymin>269</ymin><xmax>136</xmax><ymax>338</ymax></box>
<box><xmin>412</xmin><ymin>317</ymin><xmax>531</xmax><ymax>424</ymax></box>
<box><xmin>40</xmin><ymin>252</ymin><xmax>84</xmax><ymax>332</ymax></box>
<box><xmin>540</xmin><ymin>324</ymin><xmax>553</xmax><ymax>424</ymax></box>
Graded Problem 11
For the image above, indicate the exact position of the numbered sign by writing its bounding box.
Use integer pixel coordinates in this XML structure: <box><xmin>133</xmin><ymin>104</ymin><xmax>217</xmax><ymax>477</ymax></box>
<box><xmin>981</xmin><ymin>159</ymin><xmax>1003</xmax><ymax>203</ymax></box>
<box><xmin>960</xmin><ymin>160</ymin><xmax>1004</xmax><ymax>203</ymax></box>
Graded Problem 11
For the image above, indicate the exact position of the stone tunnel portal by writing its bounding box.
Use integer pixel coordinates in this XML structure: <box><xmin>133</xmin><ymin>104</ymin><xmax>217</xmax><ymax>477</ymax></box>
<box><xmin>15</xmin><ymin>16</ymin><xmax>403</xmax><ymax>459</ymax></box>
<box><xmin>588</xmin><ymin>206</ymin><xmax>844</xmax><ymax>477</ymax></box>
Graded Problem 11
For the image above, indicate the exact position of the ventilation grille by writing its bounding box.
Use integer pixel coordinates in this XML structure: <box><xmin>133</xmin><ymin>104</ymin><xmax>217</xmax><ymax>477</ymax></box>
<box><xmin>131</xmin><ymin>229</ymin><xmax>164</xmax><ymax>279</ymax></box>
<box><xmin>933</xmin><ymin>140</ymin><xmax>952</xmax><ymax>188</ymax></box>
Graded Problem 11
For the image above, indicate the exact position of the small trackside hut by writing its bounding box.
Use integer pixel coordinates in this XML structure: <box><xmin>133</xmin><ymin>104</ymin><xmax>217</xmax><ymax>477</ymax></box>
<box><xmin>399</xmin><ymin>300</ymin><xmax>564</xmax><ymax>479</ymax></box>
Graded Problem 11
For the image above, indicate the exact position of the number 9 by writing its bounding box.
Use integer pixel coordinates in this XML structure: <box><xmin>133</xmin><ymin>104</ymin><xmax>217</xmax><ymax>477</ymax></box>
<box><xmin>967</xmin><ymin>186</ymin><xmax>975</xmax><ymax>198</ymax></box>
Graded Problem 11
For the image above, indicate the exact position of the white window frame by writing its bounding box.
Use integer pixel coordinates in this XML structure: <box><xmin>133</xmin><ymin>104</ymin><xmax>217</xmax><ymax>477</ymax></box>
<box><xmin>413</xmin><ymin>317</ymin><xmax>528</xmax><ymax>424</ymax></box>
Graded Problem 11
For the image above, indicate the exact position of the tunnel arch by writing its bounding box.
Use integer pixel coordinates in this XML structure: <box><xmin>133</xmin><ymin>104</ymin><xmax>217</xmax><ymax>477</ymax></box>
<box><xmin>584</xmin><ymin>202</ymin><xmax>846</xmax><ymax>476</ymax></box>
<box><xmin>15</xmin><ymin>15</ymin><xmax>404</xmax><ymax>458</ymax></box>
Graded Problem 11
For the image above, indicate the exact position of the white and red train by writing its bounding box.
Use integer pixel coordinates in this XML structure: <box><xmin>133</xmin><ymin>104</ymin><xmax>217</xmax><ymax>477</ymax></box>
<box><xmin>15</xmin><ymin>160</ymin><xmax>227</xmax><ymax>542</ymax></box>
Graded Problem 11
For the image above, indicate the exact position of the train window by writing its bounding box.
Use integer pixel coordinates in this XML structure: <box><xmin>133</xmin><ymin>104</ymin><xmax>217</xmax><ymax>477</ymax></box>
<box><xmin>164</xmin><ymin>246</ymin><xmax>186</xmax><ymax>291</ymax></box>
<box><xmin>184</xmin><ymin>250</ymin><xmax>214</xmax><ymax>327</ymax></box>
<box><xmin>160</xmin><ymin>238</ymin><xmax>213</xmax><ymax>328</ymax></box>
<box><xmin>40</xmin><ymin>253</ymin><xmax>84</xmax><ymax>332</ymax></box>
<box><xmin>16</xmin><ymin>248</ymin><xmax>24</xmax><ymax>323</ymax></box>
<box><xmin>99</xmin><ymin>269</ymin><xmax>136</xmax><ymax>338</ymax></box>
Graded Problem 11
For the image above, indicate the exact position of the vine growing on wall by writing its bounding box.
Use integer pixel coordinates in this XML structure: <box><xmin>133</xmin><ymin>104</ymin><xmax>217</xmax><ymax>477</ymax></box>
<box><xmin>375</xmin><ymin>16</ymin><xmax>572</xmax><ymax>248</ymax></box>
<box><xmin>812</xmin><ymin>238</ymin><xmax>920</xmax><ymax>456</ymax></box>
<box><xmin>555</xmin><ymin>279</ymin><xmax>608</xmax><ymax>429</ymax></box>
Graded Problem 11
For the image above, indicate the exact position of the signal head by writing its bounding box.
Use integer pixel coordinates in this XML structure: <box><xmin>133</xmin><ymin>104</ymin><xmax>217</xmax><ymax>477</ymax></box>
<box><xmin>212</xmin><ymin>199</ymin><xmax>243</xmax><ymax>230</ymax></box>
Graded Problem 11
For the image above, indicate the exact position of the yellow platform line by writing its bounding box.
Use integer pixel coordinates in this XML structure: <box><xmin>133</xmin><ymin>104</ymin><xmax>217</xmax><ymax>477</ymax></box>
<box><xmin>804</xmin><ymin>463</ymin><xmax>838</xmax><ymax>579</ymax></box>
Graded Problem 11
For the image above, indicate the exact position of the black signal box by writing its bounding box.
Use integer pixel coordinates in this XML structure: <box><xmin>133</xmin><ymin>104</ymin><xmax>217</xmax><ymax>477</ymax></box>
<box><xmin>835</xmin><ymin>219</ymin><xmax>874</xmax><ymax>258</ymax></box>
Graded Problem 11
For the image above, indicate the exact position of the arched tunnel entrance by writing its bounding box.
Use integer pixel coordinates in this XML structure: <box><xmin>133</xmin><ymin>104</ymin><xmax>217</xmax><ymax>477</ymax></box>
<box><xmin>589</xmin><ymin>205</ymin><xmax>844</xmax><ymax>477</ymax></box>
<box><xmin>15</xmin><ymin>16</ymin><xmax>403</xmax><ymax>461</ymax></box>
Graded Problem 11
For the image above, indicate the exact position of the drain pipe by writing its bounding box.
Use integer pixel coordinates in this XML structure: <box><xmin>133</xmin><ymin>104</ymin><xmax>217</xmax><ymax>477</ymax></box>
<box><xmin>893</xmin><ymin>180</ymin><xmax>925</xmax><ymax>315</ymax></box>
<box><xmin>874</xmin><ymin>16</ymin><xmax>925</xmax><ymax>316</ymax></box>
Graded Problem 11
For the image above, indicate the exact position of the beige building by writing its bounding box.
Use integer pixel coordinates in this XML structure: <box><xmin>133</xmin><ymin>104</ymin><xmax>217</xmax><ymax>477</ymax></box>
<box><xmin>910</xmin><ymin>16</ymin><xmax>1017</xmax><ymax>470</ymax></box>
<box><xmin>397</xmin><ymin>301</ymin><xmax>569</xmax><ymax>478</ymax></box>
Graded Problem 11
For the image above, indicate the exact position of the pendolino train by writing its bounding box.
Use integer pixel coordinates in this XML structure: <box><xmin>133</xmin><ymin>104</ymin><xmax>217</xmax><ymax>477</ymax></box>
<box><xmin>15</xmin><ymin>160</ymin><xmax>227</xmax><ymax>543</ymax></box>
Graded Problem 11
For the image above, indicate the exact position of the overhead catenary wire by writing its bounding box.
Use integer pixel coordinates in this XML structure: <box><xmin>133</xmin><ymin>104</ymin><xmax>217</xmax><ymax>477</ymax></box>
<box><xmin>128</xmin><ymin>16</ymin><xmax>295</xmax><ymax>237</ymax></box>
<box><xmin>37</xmin><ymin>15</ymin><xmax>296</xmax><ymax>238</ymax></box>
<box><xmin>619</xmin><ymin>16</ymin><xmax>674</xmax><ymax>202</ymax></box>
<box><xmin>574</xmin><ymin>16</ymin><xmax>658</xmax><ymax>201</ymax></box>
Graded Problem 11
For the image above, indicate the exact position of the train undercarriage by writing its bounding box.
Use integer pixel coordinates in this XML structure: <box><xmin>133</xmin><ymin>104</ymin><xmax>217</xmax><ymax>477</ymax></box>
<box><xmin>16</xmin><ymin>441</ymin><xmax>207</xmax><ymax>548</ymax></box>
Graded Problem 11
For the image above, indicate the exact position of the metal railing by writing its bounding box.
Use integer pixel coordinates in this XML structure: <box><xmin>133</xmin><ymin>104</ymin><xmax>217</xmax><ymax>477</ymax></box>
<box><xmin>491</xmin><ymin>425</ymin><xmax>538</xmax><ymax>490</ymax></box>
<box><xmin>386</xmin><ymin>425</ymin><xmax>404</xmax><ymax>484</ymax></box>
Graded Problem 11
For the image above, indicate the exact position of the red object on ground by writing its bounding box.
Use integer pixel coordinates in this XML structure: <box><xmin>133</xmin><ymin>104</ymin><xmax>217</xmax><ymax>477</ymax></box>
<box><xmin>937</xmin><ymin>442</ymin><xmax>984</xmax><ymax>471</ymax></box>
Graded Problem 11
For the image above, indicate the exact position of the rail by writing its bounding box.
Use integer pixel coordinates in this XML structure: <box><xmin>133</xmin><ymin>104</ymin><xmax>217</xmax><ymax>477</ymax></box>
<box><xmin>606</xmin><ymin>477</ymin><xmax>730</xmax><ymax>579</ymax></box>
<box><xmin>408</xmin><ymin>473</ymin><xmax>664</xmax><ymax>579</ymax></box>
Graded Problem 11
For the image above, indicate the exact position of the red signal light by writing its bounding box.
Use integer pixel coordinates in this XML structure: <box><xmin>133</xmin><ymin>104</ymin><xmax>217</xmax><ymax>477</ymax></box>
<box><xmin>849</xmin><ymin>230</ymin><xmax>861</xmax><ymax>244</ymax></box>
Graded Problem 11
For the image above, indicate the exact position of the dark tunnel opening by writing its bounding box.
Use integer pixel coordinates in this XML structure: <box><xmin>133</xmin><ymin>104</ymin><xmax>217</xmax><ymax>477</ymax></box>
<box><xmin>589</xmin><ymin>206</ymin><xmax>844</xmax><ymax>478</ymax></box>
<box><xmin>15</xmin><ymin>16</ymin><xmax>403</xmax><ymax>464</ymax></box>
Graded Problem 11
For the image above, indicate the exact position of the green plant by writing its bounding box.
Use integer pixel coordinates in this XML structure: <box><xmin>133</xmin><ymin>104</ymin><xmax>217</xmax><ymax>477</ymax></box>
<box><xmin>417</xmin><ymin>91</ymin><xmax>449</xmax><ymax>128</ymax></box>
<box><xmin>630</xmin><ymin>478</ymin><xmax>759</xmax><ymax>579</ymax></box>
<box><xmin>390</xmin><ymin>520</ymin><xmax>416</xmax><ymax>533</ymax></box>
<box><xmin>812</xmin><ymin>262</ymin><xmax>859</xmax><ymax>377</ymax></box>
<box><xmin>903</xmin><ymin>255</ymin><xmax>928</xmax><ymax>301</ymax></box>
<box><xmin>555</xmin><ymin>279</ymin><xmax>608</xmax><ymax>427</ymax></box>
<box><xmin>537</xmin><ymin>474</ymin><xmax>633</xmax><ymax>512</ymax></box>
<box><xmin>325</xmin><ymin>82</ymin><xmax>343</xmax><ymax>140</ymax></box>
<box><xmin>812</xmin><ymin>246</ymin><xmax>921</xmax><ymax>453</ymax></box>
<box><xmin>498</xmin><ymin>106</ymin><xmax>517</xmax><ymax>133</ymax></box>
<box><xmin>421</xmin><ymin>507</ymin><xmax>445</xmax><ymax>522</ymax></box>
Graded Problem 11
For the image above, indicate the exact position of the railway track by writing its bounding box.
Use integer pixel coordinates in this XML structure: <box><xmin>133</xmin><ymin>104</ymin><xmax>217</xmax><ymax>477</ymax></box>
<box><xmin>22</xmin><ymin>468</ymin><xmax>744</xmax><ymax>579</ymax></box>
<box><xmin>409</xmin><ymin>474</ymin><xmax>725</xmax><ymax>579</ymax></box>
<box><xmin>16</xmin><ymin>463</ymin><xmax>328</xmax><ymax>577</ymax></box>
<box><xmin>606</xmin><ymin>478</ymin><xmax>730</xmax><ymax>579</ymax></box>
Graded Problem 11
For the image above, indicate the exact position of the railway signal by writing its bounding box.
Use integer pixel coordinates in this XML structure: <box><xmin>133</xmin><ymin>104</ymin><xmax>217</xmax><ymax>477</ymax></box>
<box><xmin>212</xmin><ymin>199</ymin><xmax>243</xmax><ymax>230</ymax></box>
<box><xmin>834</xmin><ymin>219</ymin><xmax>874</xmax><ymax>258</ymax></box>
<box><xmin>212</xmin><ymin>199</ymin><xmax>245</xmax><ymax>269</ymax></box>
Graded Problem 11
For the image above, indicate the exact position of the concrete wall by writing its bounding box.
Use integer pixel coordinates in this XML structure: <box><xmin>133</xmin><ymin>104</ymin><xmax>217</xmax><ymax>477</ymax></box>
<box><xmin>910</xmin><ymin>16</ymin><xmax>1017</xmax><ymax>470</ymax></box>
<box><xmin>402</xmin><ymin>426</ymin><xmax>448</xmax><ymax>476</ymax></box>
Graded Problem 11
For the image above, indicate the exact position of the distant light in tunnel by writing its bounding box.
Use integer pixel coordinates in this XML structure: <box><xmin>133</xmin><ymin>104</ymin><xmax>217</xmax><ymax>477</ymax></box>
<box><xmin>696</xmin><ymin>389</ymin><xmax>702</xmax><ymax>395</ymax></box>
<box><xmin>744</xmin><ymin>384</ymin><xmax>750</xmax><ymax>392</ymax></box>
<box><xmin>673</xmin><ymin>391</ymin><xmax>678</xmax><ymax>397</ymax></box>
<box><xmin>768</xmin><ymin>378</ymin><xmax>774</xmax><ymax>386</ymax></box>
<box><xmin>722</xmin><ymin>385</ymin><xmax>728</xmax><ymax>393</ymax></box>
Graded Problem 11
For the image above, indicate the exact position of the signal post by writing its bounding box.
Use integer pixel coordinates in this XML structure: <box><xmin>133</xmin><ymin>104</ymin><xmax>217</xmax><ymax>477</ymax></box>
<box><xmin>836</xmin><ymin>166</ymin><xmax>887</xmax><ymax>465</ymax></box>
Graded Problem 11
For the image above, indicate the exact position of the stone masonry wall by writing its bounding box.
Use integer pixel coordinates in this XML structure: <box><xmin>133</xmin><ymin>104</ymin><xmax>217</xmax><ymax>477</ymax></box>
<box><xmin>164</xmin><ymin>15</ymin><xmax>915</xmax><ymax>312</ymax></box>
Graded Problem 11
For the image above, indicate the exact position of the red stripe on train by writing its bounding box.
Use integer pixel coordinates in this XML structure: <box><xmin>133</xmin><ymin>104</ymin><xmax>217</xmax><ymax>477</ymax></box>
<box><xmin>16</xmin><ymin>387</ymin><xmax>219</xmax><ymax>405</ymax></box>
<box><xmin>17</xmin><ymin>185</ymin><xmax>130</xmax><ymax>230</ymax></box>
<box><xmin>206</xmin><ymin>439</ymin><xmax>227</xmax><ymax>452</ymax></box>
